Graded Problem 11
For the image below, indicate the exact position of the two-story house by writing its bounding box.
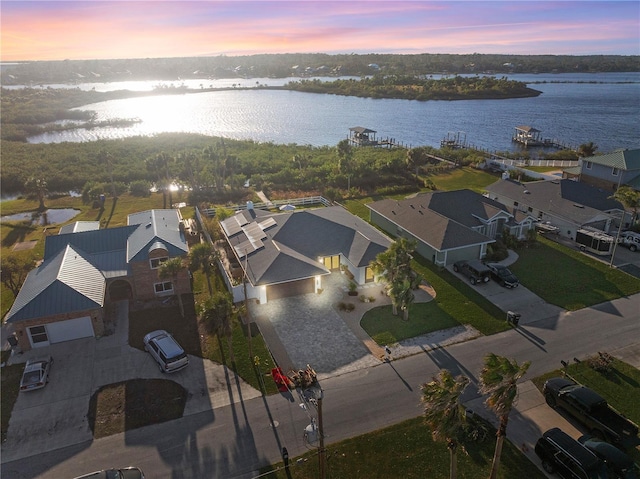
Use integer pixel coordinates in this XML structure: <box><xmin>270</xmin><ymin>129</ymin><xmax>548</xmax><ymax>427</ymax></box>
<box><xmin>5</xmin><ymin>209</ymin><xmax>190</xmax><ymax>351</ymax></box>
<box><xmin>565</xmin><ymin>148</ymin><xmax>640</xmax><ymax>192</ymax></box>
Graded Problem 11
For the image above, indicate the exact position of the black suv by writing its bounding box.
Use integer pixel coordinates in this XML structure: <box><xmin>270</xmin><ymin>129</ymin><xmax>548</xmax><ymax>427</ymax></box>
<box><xmin>535</xmin><ymin>428</ymin><xmax>608</xmax><ymax>479</ymax></box>
<box><xmin>452</xmin><ymin>259</ymin><xmax>491</xmax><ymax>285</ymax></box>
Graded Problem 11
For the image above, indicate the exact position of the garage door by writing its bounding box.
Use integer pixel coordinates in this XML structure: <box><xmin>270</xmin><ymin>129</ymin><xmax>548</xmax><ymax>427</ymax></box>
<box><xmin>46</xmin><ymin>316</ymin><xmax>95</xmax><ymax>344</ymax></box>
<box><xmin>267</xmin><ymin>278</ymin><xmax>314</xmax><ymax>301</ymax></box>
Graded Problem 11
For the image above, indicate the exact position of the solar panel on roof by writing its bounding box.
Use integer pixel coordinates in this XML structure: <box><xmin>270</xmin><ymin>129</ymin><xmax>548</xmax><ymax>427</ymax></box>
<box><xmin>259</xmin><ymin>217</ymin><xmax>277</xmax><ymax>230</ymax></box>
<box><xmin>242</xmin><ymin>222</ymin><xmax>267</xmax><ymax>241</ymax></box>
<box><xmin>235</xmin><ymin>239</ymin><xmax>256</xmax><ymax>258</ymax></box>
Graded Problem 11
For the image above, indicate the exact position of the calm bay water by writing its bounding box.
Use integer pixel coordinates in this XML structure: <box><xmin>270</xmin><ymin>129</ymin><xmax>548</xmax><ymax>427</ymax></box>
<box><xmin>25</xmin><ymin>73</ymin><xmax>640</xmax><ymax>153</ymax></box>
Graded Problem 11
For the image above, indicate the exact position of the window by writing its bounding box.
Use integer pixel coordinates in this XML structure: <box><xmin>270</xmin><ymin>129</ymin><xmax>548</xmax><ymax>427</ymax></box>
<box><xmin>150</xmin><ymin>257</ymin><xmax>168</xmax><ymax>269</ymax></box>
<box><xmin>612</xmin><ymin>167</ymin><xmax>619</xmax><ymax>176</ymax></box>
<box><xmin>29</xmin><ymin>325</ymin><xmax>48</xmax><ymax>344</ymax></box>
<box><xmin>154</xmin><ymin>281</ymin><xmax>173</xmax><ymax>294</ymax></box>
<box><xmin>514</xmin><ymin>201</ymin><xmax>519</xmax><ymax>207</ymax></box>
<box><xmin>528</xmin><ymin>207</ymin><xmax>533</xmax><ymax>212</ymax></box>
<box><xmin>586</xmin><ymin>161</ymin><xmax>592</xmax><ymax>169</ymax></box>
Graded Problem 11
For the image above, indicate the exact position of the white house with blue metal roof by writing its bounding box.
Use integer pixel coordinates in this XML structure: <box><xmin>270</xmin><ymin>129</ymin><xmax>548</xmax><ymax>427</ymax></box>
<box><xmin>6</xmin><ymin>209</ymin><xmax>191</xmax><ymax>351</ymax></box>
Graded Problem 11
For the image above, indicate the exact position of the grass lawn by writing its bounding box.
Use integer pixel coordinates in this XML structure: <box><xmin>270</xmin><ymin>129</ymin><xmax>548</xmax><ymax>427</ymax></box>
<box><xmin>260</xmin><ymin>416</ymin><xmax>546</xmax><ymax>479</ymax></box>
<box><xmin>531</xmin><ymin>357</ymin><xmax>640</xmax><ymax>462</ymax></box>
<box><xmin>425</xmin><ymin>166</ymin><xmax>500</xmax><ymax>193</ymax></box>
<box><xmin>510</xmin><ymin>236</ymin><xmax>640</xmax><ymax>310</ymax></box>
<box><xmin>87</xmin><ymin>379</ymin><xmax>187</xmax><ymax>438</ymax></box>
<box><xmin>361</xmin><ymin>302</ymin><xmax>460</xmax><ymax>344</ymax></box>
<box><xmin>1</xmin><ymin>363</ymin><xmax>24</xmax><ymax>443</ymax></box>
<box><xmin>531</xmin><ymin>357</ymin><xmax>640</xmax><ymax>426</ymax></box>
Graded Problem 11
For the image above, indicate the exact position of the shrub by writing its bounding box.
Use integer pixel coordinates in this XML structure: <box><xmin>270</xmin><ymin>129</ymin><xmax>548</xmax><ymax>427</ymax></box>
<box><xmin>586</xmin><ymin>352</ymin><xmax>614</xmax><ymax>373</ymax></box>
<box><xmin>346</xmin><ymin>303</ymin><xmax>355</xmax><ymax>312</ymax></box>
<box><xmin>129</xmin><ymin>180</ymin><xmax>151</xmax><ymax>197</ymax></box>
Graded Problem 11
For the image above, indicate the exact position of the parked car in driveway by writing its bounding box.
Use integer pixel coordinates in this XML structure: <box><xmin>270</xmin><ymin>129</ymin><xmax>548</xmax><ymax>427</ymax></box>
<box><xmin>578</xmin><ymin>435</ymin><xmax>640</xmax><ymax>479</ymax></box>
<box><xmin>143</xmin><ymin>330</ymin><xmax>189</xmax><ymax>373</ymax></box>
<box><xmin>485</xmin><ymin>263</ymin><xmax>519</xmax><ymax>288</ymax></box>
<box><xmin>535</xmin><ymin>427</ymin><xmax>608</xmax><ymax>479</ymax></box>
<box><xmin>73</xmin><ymin>467</ymin><xmax>145</xmax><ymax>479</ymax></box>
<box><xmin>452</xmin><ymin>259</ymin><xmax>491</xmax><ymax>285</ymax></box>
<box><xmin>19</xmin><ymin>356</ymin><xmax>53</xmax><ymax>392</ymax></box>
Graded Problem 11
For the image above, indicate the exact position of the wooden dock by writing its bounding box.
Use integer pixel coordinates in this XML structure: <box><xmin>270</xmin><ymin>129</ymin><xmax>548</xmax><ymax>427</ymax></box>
<box><xmin>348</xmin><ymin>126</ymin><xmax>408</xmax><ymax>149</ymax></box>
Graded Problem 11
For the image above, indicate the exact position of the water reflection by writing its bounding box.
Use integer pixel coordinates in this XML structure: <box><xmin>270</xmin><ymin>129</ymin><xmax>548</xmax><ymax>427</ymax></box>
<box><xmin>0</xmin><ymin>208</ymin><xmax>81</xmax><ymax>225</ymax></box>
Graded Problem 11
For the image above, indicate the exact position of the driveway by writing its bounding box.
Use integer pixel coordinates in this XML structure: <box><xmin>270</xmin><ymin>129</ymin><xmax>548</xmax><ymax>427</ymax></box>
<box><xmin>1</xmin><ymin>300</ymin><xmax>260</xmax><ymax>464</ymax></box>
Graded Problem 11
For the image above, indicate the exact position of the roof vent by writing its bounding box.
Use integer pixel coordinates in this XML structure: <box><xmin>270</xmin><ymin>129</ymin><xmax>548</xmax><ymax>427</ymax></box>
<box><xmin>146</xmin><ymin>223</ymin><xmax>152</xmax><ymax>228</ymax></box>
<box><xmin>524</xmin><ymin>190</ymin><xmax>530</xmax><ymax>194</ymax></box>
<box><xmin>410</xmin><ymin>204</ymin><xmax>415</xmax><ymax>209</ymax></box>
<box><xmin>573</xmin><ymin>204</ymin><xmax>585</xmax><ymax>208</ymax></box>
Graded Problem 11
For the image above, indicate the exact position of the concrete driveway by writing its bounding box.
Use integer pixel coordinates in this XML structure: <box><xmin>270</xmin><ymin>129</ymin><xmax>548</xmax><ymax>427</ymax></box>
<box><xmin>1</xmin><ymin>300</ymin><xmax>260</xmax><ymax>464</ymax></box>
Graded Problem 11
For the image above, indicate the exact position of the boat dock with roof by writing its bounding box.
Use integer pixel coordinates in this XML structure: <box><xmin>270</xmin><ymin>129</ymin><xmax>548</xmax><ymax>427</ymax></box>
<box><xmin>348</xmin><ymin>127</ymin><xmax>407</xmax><ymax>148</ymax></box>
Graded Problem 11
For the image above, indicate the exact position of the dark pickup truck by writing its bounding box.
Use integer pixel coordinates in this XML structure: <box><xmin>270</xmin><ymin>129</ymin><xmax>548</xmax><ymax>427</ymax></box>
<box><xmin>543</xmin><ymin>377</ymin><xmax>639</xmax><ymax>444</ymax></box>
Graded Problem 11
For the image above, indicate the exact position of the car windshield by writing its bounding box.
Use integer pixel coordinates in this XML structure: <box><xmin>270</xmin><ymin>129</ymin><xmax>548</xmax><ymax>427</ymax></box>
<box><xmin>21</xmin><ymin>370</ymin><xmax>42</xmax><ymax>385</ymax></box>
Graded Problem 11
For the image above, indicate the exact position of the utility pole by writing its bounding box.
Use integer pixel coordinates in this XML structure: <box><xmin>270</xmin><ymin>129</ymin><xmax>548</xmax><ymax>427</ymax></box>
<box><xmin>317</xmin><ymin>390</ymin><xmax>326</xmax><ymax>479</ymax></box>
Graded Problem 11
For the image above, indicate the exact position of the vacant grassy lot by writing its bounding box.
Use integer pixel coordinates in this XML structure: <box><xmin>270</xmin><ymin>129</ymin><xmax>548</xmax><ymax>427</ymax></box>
<box><xmin>511</xmin><ymin>236</ymin><xmax>640</xmax><ymax>310</ymax></box>
<box><xmin>260</xmin><ymin>416</ymin><xmax>546</xmax><ymax>479</ymax></box>
<box><xmin>87</xmin><ymin>379</ymin><xmax>187</xmax><ymax>438</ymax></box>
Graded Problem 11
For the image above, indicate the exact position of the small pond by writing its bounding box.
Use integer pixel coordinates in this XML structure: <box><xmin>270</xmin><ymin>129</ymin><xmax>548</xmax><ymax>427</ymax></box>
<box><xmin>0</xmin><ymin>208</ymin><xmax>81</xmax><ymax>226</ymax></box>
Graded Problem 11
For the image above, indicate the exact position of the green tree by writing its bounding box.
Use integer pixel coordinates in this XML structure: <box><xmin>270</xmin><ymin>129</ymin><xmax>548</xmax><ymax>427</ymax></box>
<box><xmin>421</xmin><ymin>370</ymin><xmax>470</xmax><ymax>479</ymax></box>
<box><xmin>1</xmin><ymin>254</ymin><xmax>36</xmax><ymax>297</ymax></box>
<box><xmin>479</xmin><ymin>353</ymin><xmax>531</xmax><ymax>479</ymax></box>
<box><xmin>370</xmin><ymin>238</ymin><xmax>416</xmax><ymax>316</ymax></box>
<box><xmin>577</xmin><ymin>142</ymin><xmax>598</xmax><ymax>158</ymax></box>
<box><xmin>336</xmin><ymin>139</ymin><xmax>353</xmax><ymax>174</ymax></box>
<box><xmin>610</xmin><ymin>186</ymin><xmax>640</xmax><ymax>229</ymax></box>
<box><xmin>189</xmin><ymin>242</ymin><xmax>218</xmax><ymax>297</ymax></box>
<box><xmin>24</xmin><ymin>176</ymin><xmax>48</xmax><ymax>211</ymax></box>
<box><xmin>200</xmin><ymin>291</ymin><xmax>235</xmax><ymax>363</ymax></box>
<box><xmin>159</xmin><ymin>257</ymin><xmax>186</xmax><ymax>317</ymax></box>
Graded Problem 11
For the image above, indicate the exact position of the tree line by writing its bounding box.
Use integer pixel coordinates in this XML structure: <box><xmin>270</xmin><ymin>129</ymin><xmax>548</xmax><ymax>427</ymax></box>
<box><xmin>2</xmin><ymin>53</ymin><xmax>638</xmax><ymax>85</ymax></box>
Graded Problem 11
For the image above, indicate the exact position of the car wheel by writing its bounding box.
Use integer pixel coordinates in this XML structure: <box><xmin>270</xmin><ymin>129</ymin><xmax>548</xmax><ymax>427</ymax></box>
<box><xmin>545</xmin><ymin>392</ymin><xmax>557</xmax><ymax>408</ymax></box>
<box><xmin>470</xmin><ymin>277</ymin><xmax>476</xmax><ymax>285</ymax></box>
<box><xmin>482</xmin><ymin>276</ymin><xmax>490</xmax><ymax>283</ymax></box>
<box><xmin>542</xmin><ymin>460</ymin><xmax>555</xmax><ymax>474</ymax></box>
<box><xmin>579</xmin><ymin>245</ymin><xmax>586</xmax><ymax>252</ymax></box>
<box><xmin>630</xmin><ymin>244</ymin><xmax>637</xmax><ymax>252</ymax></box>
<box><xmin>453</xmin><ymin>265</ymin><xmax>459</xmax><ymax>272</ymax></box>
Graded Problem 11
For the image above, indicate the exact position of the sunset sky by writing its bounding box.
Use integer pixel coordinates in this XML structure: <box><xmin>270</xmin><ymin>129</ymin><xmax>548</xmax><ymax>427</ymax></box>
<box><xmin>2</xmin><ymin>1</ymin><xmax>639</xmax><ymax>62</ymax></box>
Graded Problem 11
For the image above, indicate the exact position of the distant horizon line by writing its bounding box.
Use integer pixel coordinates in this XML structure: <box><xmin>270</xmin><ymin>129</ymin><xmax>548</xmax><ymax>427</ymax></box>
<box><xmin>2</xmin><ymin>51</ymin><xmax>640</xmax><ymax>64</ymax></box>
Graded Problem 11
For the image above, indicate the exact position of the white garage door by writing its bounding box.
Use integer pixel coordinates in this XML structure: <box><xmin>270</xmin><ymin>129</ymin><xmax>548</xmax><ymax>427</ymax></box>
<box><xmin>46</xmin><ymin>316</ymin><xmax>95</xmax><ymax>344</ymax></box>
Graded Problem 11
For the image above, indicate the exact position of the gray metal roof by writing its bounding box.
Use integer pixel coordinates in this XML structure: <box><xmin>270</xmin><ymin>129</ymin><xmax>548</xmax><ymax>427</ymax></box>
<box><xmin>224</xmin><ymin>206</ymin><xmax>391</xmax><ymax>286</ymax></box>
<box><xmin>127</xmin><ymin>209</ymin><xmax>189</xmax><ymax>262</ymax></box>
<box><xmin>485</xmin><ymin>178</ymin><xmax>624</xmax><ymax>225</ymax></box>
<box><xmin>44</xmin><ymin>225</ymin><xmax>136</xmax><ymax>260</ymax></box>
<box><xmin>584</xmin><ymin>148</ymin><xmax>640</xmax><ymax>170</ymax></box>
<box><xmin>6</xmin><ymin>244</ymin><xmax>105</xmax><ymax>323</ymax></box>
<box><xmin>58</xmin><ymin>221</ymin><xmax>100</xmax><ymax>234</ymax></box>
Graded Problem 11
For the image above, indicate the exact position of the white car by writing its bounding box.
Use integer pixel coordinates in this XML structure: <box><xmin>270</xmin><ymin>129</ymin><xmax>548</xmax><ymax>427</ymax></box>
<box><xmin>143</xmin><ymin>330</ymin><xmax>189</xmax><ymax>373</ymax></box>
<box><xmin>20</xmin><ymin>356</ymin><xmax>53</xmax><ymax>392</ymax></box>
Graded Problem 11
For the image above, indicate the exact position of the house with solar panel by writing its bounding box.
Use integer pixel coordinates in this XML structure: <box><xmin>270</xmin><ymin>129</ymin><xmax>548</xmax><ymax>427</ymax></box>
<box><xmin>5</xmin><ymin>209</ymin><xmax>191</xmax><ymax>351</ymax></box>
<box><xmin>218</xmin><ymin>203</ymin><xmax>392</xmax><ymax>304</ymax></box>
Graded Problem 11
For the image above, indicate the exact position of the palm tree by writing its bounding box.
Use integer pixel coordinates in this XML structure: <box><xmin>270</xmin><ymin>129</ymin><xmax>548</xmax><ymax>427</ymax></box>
<box><xmin>189</xmin><ymin>242</ymin><xmax>218</xmax><ymax>297</ymax></box>
<box><xmin>421</xmin><ymin>369</ymin><xmax>470</xmax><ymax>479</ymax></box>
<box><xmin>479</xmin><ymin>353</ymin><xmax>531</xmax><ymax>479</ymax></box>
<box><xmin>370</xmin><ymin>238</ymin><xmax>416</xmax><ymax>316</ymax></box>
<box><xmin>610</xmin><ymin>186</ymin><xmax>640</xmax><ymax>228</ymax></box>
<box><xmin>159</xmin><ymin>257</ymin><xmax>186</xmax><ymax>317</ymax></box>
<box><xmin>200</xmin><ymin>291</ymin><xmax>235</xmax><ymax>364</ymax></box>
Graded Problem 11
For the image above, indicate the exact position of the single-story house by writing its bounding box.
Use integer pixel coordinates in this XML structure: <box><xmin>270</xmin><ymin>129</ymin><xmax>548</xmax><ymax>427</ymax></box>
<box><xmin>219</xmin><ymin>204</ymin><xmax>392</xmax><ymax>304</ymax></box>
<box><xmin>6</xmin><ymin>209</ymin><xmax>191</xmax><ymax>351</ymax></box>
<box><xmin>366</xmin><ymin>189</ymin><xmax>536</xmax><ymax>266</ymax></box>
<box><xmin>563</xmin><ymin>148</ymin><xmax>640</xmax><ymax>192</ymax></box>
<box><xmin>485</xmin><ymin>178</ymin><xmax>628</xmax><ymax>240</ymax></box>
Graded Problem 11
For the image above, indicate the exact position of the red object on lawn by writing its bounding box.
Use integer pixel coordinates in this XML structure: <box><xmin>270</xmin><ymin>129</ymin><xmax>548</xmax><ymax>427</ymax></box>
<box><xmin>271</xmin><ymin>367</ymin><xmax>293</xmax><ymax>392</ymax></box>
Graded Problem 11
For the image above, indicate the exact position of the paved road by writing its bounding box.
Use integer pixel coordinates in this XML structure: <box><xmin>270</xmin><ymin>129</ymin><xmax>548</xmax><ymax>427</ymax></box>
<box><xmin>3</xmin><ymin>293</ymin><xmax>639</xmax><ymax>479</ymax></box>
